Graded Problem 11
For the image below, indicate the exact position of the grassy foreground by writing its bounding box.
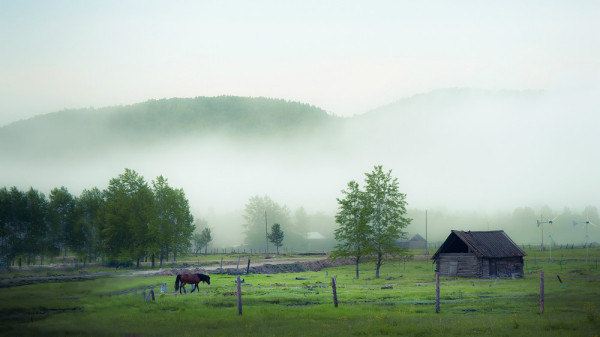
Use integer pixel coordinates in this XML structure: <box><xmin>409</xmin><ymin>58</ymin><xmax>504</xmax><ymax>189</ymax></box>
<box><xmin>1</xmin><ymin>248</ymin><xmax>599</xmax><ymax>337</ymax></box>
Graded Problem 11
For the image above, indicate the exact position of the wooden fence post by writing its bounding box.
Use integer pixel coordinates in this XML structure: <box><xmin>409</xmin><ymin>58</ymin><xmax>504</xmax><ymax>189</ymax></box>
<box><xmin>539</xmin><ymin>271</ymin><xmax>544</xmax><ymax>314</ymax></box>
<box><xmin>236</xmin><ymin>275</ymin><xmax>243</xmax><ymax>315</ymax></box>
<box><xmin>236</xmin><ymin>256</ymin><xmax>241</xmax><ymax>271</ymax></box>
<box><xmin>246</xmin><ymin>258</ymin><xmax>251</xmax><ymax>274</ymax></box>
<box><xmin>435</xmin><ymin>272</ymin><xmax>440</xmax><ymax>313</ymax></box>
<box><xmin>331</xmin><ymin>276</ymin><xmax>338</xmax><ymax>307</ymax></box>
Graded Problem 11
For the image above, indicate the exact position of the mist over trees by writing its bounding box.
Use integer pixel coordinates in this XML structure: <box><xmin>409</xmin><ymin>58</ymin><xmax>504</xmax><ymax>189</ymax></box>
<box><xmin>1</xmin><ymin>90</ymin><xmax>600</xmax><ymax>251</ymax></box>
<box><xmin>405</xmin><ymin>206</ymin><xmax>600</xmax><ymax>247</ymax></box>
<box><xmin>242</xmin><ymin>195</ymin><xmax>326</xmax><ymax>252</ymax></box>
<box><xmin>0</xmin><ymin>169</ymin><xmax>194</xmax><ymax>269</ymax></box>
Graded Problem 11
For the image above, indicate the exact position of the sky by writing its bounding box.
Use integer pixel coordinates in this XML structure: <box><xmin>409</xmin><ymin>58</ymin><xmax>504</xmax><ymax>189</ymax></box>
<box><xmin>1</xmin><ymin>1</ymin><xmax>599</xmax><ymax>125</ymax></box>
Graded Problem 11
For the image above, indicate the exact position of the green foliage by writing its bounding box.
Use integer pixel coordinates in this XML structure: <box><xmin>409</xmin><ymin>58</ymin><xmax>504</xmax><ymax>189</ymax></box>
<box><xmin>150</xmin><ymin>175</ymin><xmax>194</xmax><ymax>265</ymax></box>
<box><xmin>333</xmin><ymin>166</ymin><xmax>411</xmax><ymax>278</ymax></box>
<box><xmin>364</xmin><ymin>165</ymin><xmax>411</xmax><ymax>278</ymax></box>
<box><xmin>192</xmin><ymin>225</ymin><xmax>213</xmax><ymax>256</ymax></box>
<box><xmin>332</xmin><ymin>180</ymin><xmax>372</xmax><ymax>279</ymax></box>
<box><xmin>0</xmin><ymin>169</ymin><xmax>195</xmax><ymax>268</ymax></box>
<box><xmin>48</xmin><ymin>187</ymin><xmax>77</xmax><ymax>257</ymax></box>
<box><xmin>102</xmin><ymin>169</ymin><xmax>155</xmax><ymax>266</ymax></box>
<box><xmin>24</xmin><ymin>188</ymin><xmax>50</xmax><ymax>260</ymax></box>
<box><xmin>72</xmin><ymin>188</ymin><xmax>104</xmax><ymax>262</ymax></box>
<box><xmin>268</xmin><ymin>223</ymin><xmax>285</xmax><ymax>254</ymax></box>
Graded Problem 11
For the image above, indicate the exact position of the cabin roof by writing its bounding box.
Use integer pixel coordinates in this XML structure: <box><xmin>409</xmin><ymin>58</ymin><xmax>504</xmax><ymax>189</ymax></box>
<box><xmin>410</xmin><ymin>234</ymin><xmax>426</xmax><ymax>242</ymax></box>
<box><xmin>432</xmin><ymin>230</ymin><xmax>526</xmax><ymax>260</ymax></box>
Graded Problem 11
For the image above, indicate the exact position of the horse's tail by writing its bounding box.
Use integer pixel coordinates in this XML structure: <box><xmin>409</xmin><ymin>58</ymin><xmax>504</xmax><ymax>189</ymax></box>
<box><xmin>174</xmin><ymin>274</ymin><xmax>181</xmax><ymax>291</ymax></box>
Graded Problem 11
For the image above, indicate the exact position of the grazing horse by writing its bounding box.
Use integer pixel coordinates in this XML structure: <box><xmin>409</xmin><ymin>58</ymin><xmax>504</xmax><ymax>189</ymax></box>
<box><xmin>175</xmin><ymin>273</ymin><xmax>211</xmax><ymax>294</ymax></box>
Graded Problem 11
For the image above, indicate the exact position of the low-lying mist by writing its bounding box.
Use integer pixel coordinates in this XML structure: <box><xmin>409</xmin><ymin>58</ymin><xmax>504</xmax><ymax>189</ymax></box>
<box><xmin>1</xmin><ymin>88</ymin><xmax>599</xmax><ymax>247</ymax></box>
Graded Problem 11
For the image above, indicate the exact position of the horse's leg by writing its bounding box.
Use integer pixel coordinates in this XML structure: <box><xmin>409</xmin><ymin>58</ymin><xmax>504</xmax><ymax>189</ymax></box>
<box><xmin>195</xmin><ymin>283</ymin><xmax>199</xmax><ymax>293</ymax></box>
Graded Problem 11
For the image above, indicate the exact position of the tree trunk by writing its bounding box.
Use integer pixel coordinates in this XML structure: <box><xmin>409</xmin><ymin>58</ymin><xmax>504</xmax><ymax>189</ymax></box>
<box><xmin>375</xmin><ymin>252</ymin><xmax>383</xmax><ymax>278</ymax></box>
<box><xmin>276</xmin><ymin>246</ymin><xmax>279</xmax><ymax>254</ymax></box>
<box><xmin>355</xmin><ymin>257</ymin><xmax>360</xmax><ymax>279</ymax></box>
<box><xmin>173</xmin><ymin>252</ymin><xmax>177</xmax><ymax>264</ymax></box>
<box><xmin>151</xmin><ymin>253</ymin><xmax>155</xmax><ymax>268</ymax></box>
<box><xmin>18</xmin><ymin>257</ymin><xmax>22</xmax><ymax>269</ymax></box>
<box><xmin>40</xmin><ymin>255</ymin><xmax>44</xmax><ymax>266</ymax></box>
<box><xmin>136</xmin><ymin>258</ymin><xmax>140</xmax><ymax>268</ymax></box>
<box><xmin>204</xmin><ymin>246</ymin><xmax>208</xmax><ymax>255</ymax></box>
<box><xmin>159</xmin><ymin>254</ymin><xmax>164</xmax><ymax>267</ymax></box>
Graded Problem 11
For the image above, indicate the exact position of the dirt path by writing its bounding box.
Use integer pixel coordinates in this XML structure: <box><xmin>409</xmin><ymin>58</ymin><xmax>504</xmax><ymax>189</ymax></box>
<box><xmin>0</xmin><ymin>257</ymin><xmax>352</xmax><ymax>288</ymax></box>
<box><xmin>0</xmin><ymin>272</ymin><xmax>114</xmax><ymax>288</ymax></box>
<box><xmin>129</xmin><ymin>257</ymin><xmax>326</xmax><ymax>276</ymax></box>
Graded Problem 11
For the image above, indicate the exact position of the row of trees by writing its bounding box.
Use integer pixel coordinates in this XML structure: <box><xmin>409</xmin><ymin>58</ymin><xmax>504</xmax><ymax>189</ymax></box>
<box><xmin>0</xmin><ymin>169</ymin><xmax>195</xmax><ymax>269</ymax></box>
<box><xmin>333</xmin><ymin>165</ymin><xmax>411</xmax><ymax>279</ymax></box>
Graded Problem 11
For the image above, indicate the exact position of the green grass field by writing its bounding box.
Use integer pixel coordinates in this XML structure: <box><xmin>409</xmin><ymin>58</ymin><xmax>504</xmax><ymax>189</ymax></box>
<box><xmin>1</xmin><ymin>248</ymin><xmax>599</xmax><ymax>337</ymax></box>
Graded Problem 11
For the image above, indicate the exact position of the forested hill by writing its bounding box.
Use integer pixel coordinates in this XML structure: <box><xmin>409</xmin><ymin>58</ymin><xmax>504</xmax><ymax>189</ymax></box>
<box><xmin>0</xmin><ymin>96</ymin><xmax>338</xmax><ymax>159</ymax></box>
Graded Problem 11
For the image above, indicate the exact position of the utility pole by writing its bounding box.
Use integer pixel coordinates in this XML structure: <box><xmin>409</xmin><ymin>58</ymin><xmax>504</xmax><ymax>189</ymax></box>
<box><xmin>425</xmin><ymin>209</ymin><xmax>429</xmax><ymax>256</ymax></box>
<box><xmin>541</xmin><ymin>226</ymin><xmax>544</xmax><ymax>251</ymax></box>
<box><xmin>265</xmin><ymin>210</ymin><xmax>268</xmax><ymax>254</ymax></box>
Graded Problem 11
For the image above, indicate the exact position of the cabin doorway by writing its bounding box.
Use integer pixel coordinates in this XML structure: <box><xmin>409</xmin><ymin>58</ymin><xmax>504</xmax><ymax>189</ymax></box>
<box><xmin>489</xmin><ymin>260</ymin><xmax>497</xmax><ymax>277</ymax></box>
<box><xmin>448</xmin><ymin>261</ymin><xmax>458</xmax><ymax>276</ymax></box>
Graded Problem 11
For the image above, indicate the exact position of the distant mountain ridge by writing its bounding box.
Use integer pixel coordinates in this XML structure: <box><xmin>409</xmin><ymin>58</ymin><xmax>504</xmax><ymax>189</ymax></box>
<box><xmin>0</xmin><ymin>96</ymin><xmax>338</xmax><ymax>159</ymax></box>
<box><xmin>0</xmin><ymin>88</ymin><xmax>547</xmax><ymax>161</ymax></box>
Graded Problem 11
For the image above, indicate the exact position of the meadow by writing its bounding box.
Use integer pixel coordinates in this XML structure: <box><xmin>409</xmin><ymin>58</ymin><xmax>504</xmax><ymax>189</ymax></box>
<box><xmin>1</xmin><ymin>247</ymin><xmax>599</xmax><ymax>337</ymax></box>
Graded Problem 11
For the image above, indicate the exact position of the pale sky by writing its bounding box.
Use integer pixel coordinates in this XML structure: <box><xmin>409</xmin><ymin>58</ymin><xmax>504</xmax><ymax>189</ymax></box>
<box><xmin>1</xmin><ymin>0</ymin><xmax>599</xmax><ymax>125</ymax></box>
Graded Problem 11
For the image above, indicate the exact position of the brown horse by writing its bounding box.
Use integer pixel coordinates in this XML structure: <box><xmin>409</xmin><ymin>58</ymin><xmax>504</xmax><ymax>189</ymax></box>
<box><xmin>175</xmin><ymin>273</ymin><xmax>211</xmax><ymax>294</ymax></box>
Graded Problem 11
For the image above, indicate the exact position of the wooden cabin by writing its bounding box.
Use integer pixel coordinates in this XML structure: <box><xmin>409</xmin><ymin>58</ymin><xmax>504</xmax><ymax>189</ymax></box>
<box><xmin>432</xmin><ymin>230</ymin><xmax>525</xmax><ymax>278</ymax></box>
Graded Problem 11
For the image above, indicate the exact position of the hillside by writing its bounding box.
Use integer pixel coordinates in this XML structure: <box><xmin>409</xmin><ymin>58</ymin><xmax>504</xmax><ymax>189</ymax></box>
<box><xmin>0</xmin><ymin>96</ymin><xmax>338</xmax><ymax>160</ymax></box>
<box><xmin>1</xmin><ymin>89</ymin><xmax>598</xmax><ymax>216</ymax></box>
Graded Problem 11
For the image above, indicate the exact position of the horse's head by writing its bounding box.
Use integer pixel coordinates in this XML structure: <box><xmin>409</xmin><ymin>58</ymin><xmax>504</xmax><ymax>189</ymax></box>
<box><xmin>198</xmin><ymin>273</ymin><xmax>211</xmax><ymax>285</ymax></box>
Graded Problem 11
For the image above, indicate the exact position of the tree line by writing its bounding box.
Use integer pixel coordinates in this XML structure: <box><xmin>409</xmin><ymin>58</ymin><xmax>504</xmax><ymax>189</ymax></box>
<box><xmin>0</xmin><ymin>169</ymin><xmax>195</xmax><ymax>269</ymax></box>
<box><xmin>333</xmin><ymin>165</ymin><xmax>411</xmax><ymax>279</ymax></box>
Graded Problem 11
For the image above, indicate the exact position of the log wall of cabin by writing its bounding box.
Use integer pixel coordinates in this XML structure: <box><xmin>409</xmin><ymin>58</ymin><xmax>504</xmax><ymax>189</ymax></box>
<box><xmin>436</xmin><ymin>253</ymin><xmax>480</xmax><ymax>277</ymax></box>
<box><xmin>493</xmin><ymin>257</ymin><xmax>524</xmax><ymax>278</ymax></box>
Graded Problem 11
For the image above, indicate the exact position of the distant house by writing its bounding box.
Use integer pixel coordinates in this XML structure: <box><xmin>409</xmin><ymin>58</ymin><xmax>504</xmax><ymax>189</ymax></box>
<box><xmin>306</xmin><ymin>232</ymin><xmax>325</xmax><ymax>240</ymax></box>
<box><xmin>432</xmin><ymin>230</ymin><xmax>525</xmax><ymax>278</ymax></box>
<box><xmin>306</xmin><ymin>231</ymin><xmax>326</xmax><ymax>251</ymax></box>
<box><xmin>396</xmin><ymin>234</ymin><xmax>427</xmax><ymax>250</ymax></box>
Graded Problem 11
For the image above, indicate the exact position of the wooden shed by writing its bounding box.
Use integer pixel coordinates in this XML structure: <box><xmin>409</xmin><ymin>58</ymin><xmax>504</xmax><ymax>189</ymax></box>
<box><xmin>432</xmin><ymin>230</ymin><xmax>525</xmax><ymax>278</ymax></box>
<box><xmin>396</xmin><ymin>234</ymin><xmax>427</xmax><ymax>250</ymax></box>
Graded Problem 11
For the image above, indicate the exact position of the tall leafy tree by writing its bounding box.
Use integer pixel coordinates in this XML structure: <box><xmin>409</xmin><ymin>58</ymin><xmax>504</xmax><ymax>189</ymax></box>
<box><xmin>332</xmin><ymin>181</ymin><xmax>372</xmax><ymax>279</ymax></box>
<box><xmin>0</xmin><ymin>187</ymin><xmax>29</xmax><ymax>268</ymax></box>
<box><xmin>103</xmin><ymin>169</ymin><xmax>155</xmax><ymax>267</ymax></box>
<box><xmin>48</xmin><ymin>187</ymin><xmax>77</xmax><ymax>258</ymax></box>
<box><xmin>24</xmin><ymin>188</ymin><xmax>49</xmax><ymax>265</ymax></box>
<box><xmin>151</xmin><ymin>175</ymin><xmax>194</xmax><ymax>266</ymax></box>
<box><xmin>73</xmin><ymin>188</ymin><xmax>104</xmax><ymax>264</ymax></box>
<box><xmin>192</xmin><ymin>226</ymin><xmax>212</xmax><ymax>256</ymax></box>
<box><xmin>268</xmin><ymin>223</ymin><xmax>285</xmax><ymax>254</ymax></box>
<box><xmin>0</xmin><ymin>187</ymin><xmax>11</xmax><ymax>269</ymax></box>
<box><xmin>364</xmin><ymin>165</ymin><xmax>411</xmax><ymax>278</ymax></box>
